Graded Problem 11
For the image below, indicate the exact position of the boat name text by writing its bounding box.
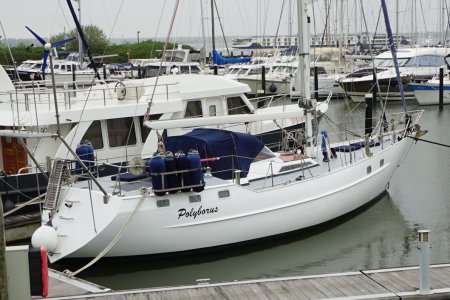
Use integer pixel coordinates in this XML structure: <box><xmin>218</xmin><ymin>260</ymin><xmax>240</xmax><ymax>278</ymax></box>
<box><xmin>178</xmin><ymin>205</ymin><xmax>219</xmax><ymax>219</ymax></box>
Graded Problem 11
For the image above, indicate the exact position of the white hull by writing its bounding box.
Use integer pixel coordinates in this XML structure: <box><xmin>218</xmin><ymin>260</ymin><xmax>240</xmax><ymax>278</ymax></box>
<box><xmin>347</xmin><ymin>90</ymin><xmax>416</xmax><ymax>103</ymax></box>
<box><xmin>44</xmin><ymin>135</ymin><xmax>413</xmax><ymax>263</ymax></box>
<box><xmin>409</xmin><ymin>82</ymin><xmax>450</xmax><ymax>105</ymax></box>
<box><xmin>238</xmin><ymin>75</ymin><xmax>343</xmax><ymax>98</ymax></box>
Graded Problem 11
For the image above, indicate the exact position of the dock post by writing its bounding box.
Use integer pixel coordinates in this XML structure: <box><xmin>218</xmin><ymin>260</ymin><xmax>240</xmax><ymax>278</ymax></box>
<box><xmin>418</xmin><ymin>230</ymin><xmax>431</xmax><ymax>295</ymax></box>
<box><xmin>314</xmin><ymin>66</ymin><xmax>319</xmax><ymax>101</ymax></box>
<box><xmin>439</xmin><ymin>68</ymin><xmax>444</xmax><ymax>111</ymax></box>
<box><xmin>0</xmin><ymin>199</ymin><xmax>9</xmax><ymax>300</ymax></box>
<box><xmin>365</xmin><ymin>94</ymin><xmax>373</xmax><ymax>136</ymax></box>
<box><xmin>261</xmin><ymin>66</ymin><xmax>266</xmax><ymax>96</ymax></box>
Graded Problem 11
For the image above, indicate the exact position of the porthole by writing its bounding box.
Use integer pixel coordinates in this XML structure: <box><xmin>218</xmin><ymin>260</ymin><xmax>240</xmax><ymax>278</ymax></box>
<box><xmin>218</xmin><ymin>190</ymin><xmax>230</xmax><ymax>198</ymax></box>
<box><xmin>380</xmin><ymin>159</ymin><xmax>384</xmax><ymax>167</ymax></box>
<box><xmin>189</xmin><ymin>195</ymin><xmax>201</xmax><ymax>203</ymax></box>
<box><xmin>367</xmin><ymin>166</ymin><xmax>372</xmax><ymax>174</ymax></box>
<box><xmin>156</xmin><ymin>199</ymin><xmax>170</xmax><ymax>208</ymax></box>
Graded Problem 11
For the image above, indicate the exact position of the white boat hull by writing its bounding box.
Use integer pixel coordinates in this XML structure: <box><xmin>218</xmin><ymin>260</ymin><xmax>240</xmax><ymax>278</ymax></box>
<box><xmin>45</xmin><ymin>137</ymin><xmax>411</xmax><ymax>263</ymax></box>
<box><xmin>409</xmin><ymin>82</ymin><xmax>450</xmax><ymax>105</ymax></box>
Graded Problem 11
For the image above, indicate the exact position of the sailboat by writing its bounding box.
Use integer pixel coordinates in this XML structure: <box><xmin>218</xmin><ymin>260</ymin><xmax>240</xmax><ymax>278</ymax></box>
<box><xmin>0</xmin><ymin>4</ymin><xmax>312</xmax><ymax>211</ymax></box>
<box><xmin>30</xmin><ymin>0</ymin><xmax>426</xmax><ymax>264</ymax></box>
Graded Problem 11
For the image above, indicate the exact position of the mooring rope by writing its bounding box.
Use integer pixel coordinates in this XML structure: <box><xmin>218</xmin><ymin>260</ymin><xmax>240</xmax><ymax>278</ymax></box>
<box><xmin>63</xmin><ymin>188</ymin><xmax>147</xmax><ymax>277</ymax></box>
<box><xmin>3</xmin><ymin>193</ymin><xmax>47</xmax><ymax>217</ymax></box>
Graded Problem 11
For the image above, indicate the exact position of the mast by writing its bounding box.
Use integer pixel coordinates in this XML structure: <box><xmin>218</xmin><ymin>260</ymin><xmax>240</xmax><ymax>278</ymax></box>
<box><xmin>66</xmin><ymin>0</ymin><xmax>101</xmax><ymax>80</ymax></box>
<box><xmin>75</xmin><ymin>0</ymin><xmax>83</xmax><ymax>64</ymax></box>
<box><xmin>292</xmin><ymin>0</ymin><xmax>311</xmax><ymax>103</ymax></box>
<box><xmin>396</xmin><ymin>0</ymin><xmax>399</xmax><ymax>47</ymax></box>
<box><xmin>200</xmin><ymin>0</ymin><xmax>207</xmax><ymax>65</ymax></box>
<box><xmin>296</xmin><ymin>0</ymin><xmax>314</xmax><ymax>156</ymax></box>
<box><xmin>380</xmin><ymin>0</ymin><xmax>407</xmax><ymax>113</ymax></box>
<box><xmin>210</xmin><ymin>0</ymin><xmax>216</xmax><ymax>52</ymax></box>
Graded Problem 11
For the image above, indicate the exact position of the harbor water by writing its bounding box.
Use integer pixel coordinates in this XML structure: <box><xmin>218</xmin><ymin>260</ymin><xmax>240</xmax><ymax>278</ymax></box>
<box><xmin>53</xmin><ymin>99</ymin><xmax>450</xmax><ymax>290</ymax></box>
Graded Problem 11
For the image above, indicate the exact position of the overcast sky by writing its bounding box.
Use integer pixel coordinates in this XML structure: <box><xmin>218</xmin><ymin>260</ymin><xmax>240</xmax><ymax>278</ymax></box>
<box><xmin>0</xmin><ymin>0</ymin><xmax>447</xmax><ymax>44</ymax></box>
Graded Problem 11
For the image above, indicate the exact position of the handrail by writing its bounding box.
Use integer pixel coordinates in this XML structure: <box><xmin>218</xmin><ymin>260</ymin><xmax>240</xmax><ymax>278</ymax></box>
<box><xmin>0</xmin><ymin>81</ymin><xmax>180</xmax><ymax>108</ymax></box>
<box><xmin>18</xmin><ymin>165</ymin><xmax>47</xmax><ymax>174</ymax></box>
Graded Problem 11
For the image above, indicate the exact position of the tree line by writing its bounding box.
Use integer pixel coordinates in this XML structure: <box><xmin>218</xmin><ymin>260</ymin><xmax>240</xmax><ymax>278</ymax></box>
<box><xmin>0</xmin><ymin>25</ymin><xmax>180</xmax><ymax>66</ymax></box>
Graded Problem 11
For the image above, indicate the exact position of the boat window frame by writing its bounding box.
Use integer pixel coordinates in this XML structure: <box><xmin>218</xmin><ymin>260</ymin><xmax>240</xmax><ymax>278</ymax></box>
<box><xmin>189</xmin><ymin>195</ymin><xmax>201</xmax><ymax>203</ymax></box>
<box><xmin>81</xmin><ymin>120</ymin><xmax>104</xmax><ymax>150</ymax></box>
<box><xmin>184</xmin><ymin>100</ymin><xmax>203</xmax><ymax>118</ymax></box>
<box><xmin>156</xmin><ymin>199</ymin><xmax>170</xmax><ymax>208</ymax></box>
<box><xmin>218</xmin><ymin>190</ymin><xmax>230</xmax><ymax>199</ymax></box>
<box><xmin>106</xmin><ymin>117</ymin><xmax>137</xmax><ymax>148</ymax></box>
<box><xmin>227</xmin><ymin>96</ymin><xmax>251</xmax><ymax>115</ymax></box>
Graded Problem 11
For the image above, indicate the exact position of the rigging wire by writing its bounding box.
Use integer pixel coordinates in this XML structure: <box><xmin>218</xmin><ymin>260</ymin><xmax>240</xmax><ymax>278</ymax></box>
<box><xmin>410</xmin><ymin>137</ymin><xmax>450</xmax><ymax>148</ymax></box>
<box><xmin>149</xmin><ymin>0</ymin><xmax>168</xmax><ymax>58</ymax></box>
<box><xmin>213</xmin><ymin>0</ymin><xmax>230</xmax><ymax>55</ymax></box>
<box><xmin>64</xmin><ymin>189</ymin><xmax>147</xmax><ymax>277</ymax></box>
<box><xmin>144</xmin><ymin>0</ymin><xmax>180</xmax><ymax>120</ymax></box>
<box><xmin>273</xmin><ymin>0</ymin><xmax>286</xmax><ymax>52</ymax></box>
<box><xmin>58</xmin><ymin>0</ymin><xmax>180</xmax><ymax>269</ymax></box>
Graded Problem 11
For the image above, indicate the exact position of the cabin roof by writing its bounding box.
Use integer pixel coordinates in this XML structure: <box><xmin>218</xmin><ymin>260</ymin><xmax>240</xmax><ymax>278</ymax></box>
<box><xmin>377</xmin><ymin>47</ymin><xmax>450</xmax><ymax>59</ymax></box>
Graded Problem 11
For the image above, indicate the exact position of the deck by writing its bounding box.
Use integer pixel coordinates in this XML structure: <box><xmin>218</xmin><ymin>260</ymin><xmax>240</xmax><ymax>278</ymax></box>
<box><xmin>36</xmin><ymin>264</ymin><xmax>450</xmax><ymax>299</ymax></box>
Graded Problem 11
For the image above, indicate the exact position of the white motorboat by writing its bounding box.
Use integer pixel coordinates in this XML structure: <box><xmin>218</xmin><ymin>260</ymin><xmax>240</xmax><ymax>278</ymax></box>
<box><xmin>0</xmin><ymin>63</ymin><xmax>308</xmax><ymax>207</ymax></box>
<box><xmin>409</xmin><ymin>77</ymin><xmax>450</xmax><ymax>105</ymax></box>
<box><xmin>339</xmin><ymin>47</ymin><xmax>450</xmax><ymax>102</ymax></box>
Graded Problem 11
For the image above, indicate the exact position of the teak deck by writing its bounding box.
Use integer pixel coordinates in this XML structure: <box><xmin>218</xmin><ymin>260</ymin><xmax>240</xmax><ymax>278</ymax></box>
<box><xmin>37</xmin><ymin>264</ymin><xmax>450</xmax><ymax>299</ymax></box>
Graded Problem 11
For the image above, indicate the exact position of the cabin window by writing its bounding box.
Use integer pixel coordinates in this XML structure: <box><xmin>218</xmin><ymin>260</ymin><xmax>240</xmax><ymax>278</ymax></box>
<box><xmin>156</xmin><ymin>199</ymin><xmax>170</xmax><ymax>208</ymax></box>
<box><xmin>218</xmin><ymin>190</ymin><xmax>230</xmax><ymax>198</ymax></box>
<box><xmin>380</xmin><ymin>159</ymin><xmax>384</xmax><ymax>167</ymax></box>
<box><xmin>139</xmin><ymin>114</ymin><xmax>162</xmax><ymax>143</ymax></box>
<box><xmin>209</xmin><ymin>105</ymin><xmax>217</xmax><ymax>117</ymax></box>
<box><xmin>416</xmin><ymin>55</ymin><xmax>444</xmax><ymax>67</ymax></box>
<box><xmin>367</xmin><ymin>166</ymin><xmax>372</xmax><ymax>174</ymax></box>
<box><xmin>67</xmin><ymin>65</ymin><xmax>72</xmax><ymax>72</ymax></box>
<box><xmin>191</xmin><ymin>66</ymin><xmax>201</xmax><ymax>74</ymax></box>
<box><xmin>227</xmin><ymin>97</ymin><xmax>251</xmax><ymax>115</ymax></box>
<box><xmin>107</xmin><ymin>117</ymin><xmax>137</xmax><ymax>147</ymax></box>
<box><xmin>82</xmin><ymin>120</ymin><xmax>104</xmax><ymax>149</ymax></box>
<box><xmin>248</xmin><ymin>68</ymin><xmax>262</xmax><ymax>75</ymax></box>
<box><xmin>189</xmin><ymin>195</ymin><xmax>201</xmax><ymax>203</ymax></box>
<box><xmin>180</xmin><ymin>66</ymin><xmax>190</xmax><ymax>74</ymax></box>
<box><xmin>61</xmin><ymin>65</ymin><xmax>66</xmax><ymax>71</ymax></box>
<box><xmin>184</xmin><ymin>100</ymin><xmax>203</xmax><ymax>118</ymax></box>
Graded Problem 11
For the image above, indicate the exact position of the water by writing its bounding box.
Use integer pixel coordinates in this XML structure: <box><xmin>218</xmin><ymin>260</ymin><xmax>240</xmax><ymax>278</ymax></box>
<box><xmin>53</xmin><ymin>100</ymin><xmax>450</xmax><ymax>290</ymax></box>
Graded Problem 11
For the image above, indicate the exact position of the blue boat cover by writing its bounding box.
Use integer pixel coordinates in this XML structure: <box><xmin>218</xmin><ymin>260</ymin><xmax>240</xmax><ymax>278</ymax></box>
<box><xmin>165</xmin><ymin>128</ymin><xmax>264</xmax><ymax>180</ymax></box>
<box><xmin>212</xmin><ymin>50</ymin><xmax>251</xmax><ymax>65</ymax></box>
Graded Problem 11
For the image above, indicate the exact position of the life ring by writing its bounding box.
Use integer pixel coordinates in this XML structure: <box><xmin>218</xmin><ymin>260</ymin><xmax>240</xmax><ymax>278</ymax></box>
<box><xmin>114</xmin><ymin>81</ymin><xmax>126</xmax><ymax>100</ymax></box>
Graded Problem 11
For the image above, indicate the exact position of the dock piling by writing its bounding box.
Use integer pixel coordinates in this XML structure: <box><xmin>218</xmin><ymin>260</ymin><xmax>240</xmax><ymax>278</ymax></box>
<box><xmin>418</xmin><ymin>229</ymin><xmax>431</xmax><ymax>295</ymax></box>
<box><xmin>439</xmin><ymin>68</ymin><xmax>444</xmax><ymax>110</ymax></box>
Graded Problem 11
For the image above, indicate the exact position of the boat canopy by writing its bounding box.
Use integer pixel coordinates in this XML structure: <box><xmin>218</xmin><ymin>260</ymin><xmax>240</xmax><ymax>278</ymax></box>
<box><xmin>165</xmin><ymin>128</ymin><xmax>264</xmax><ymax>180</ymax></box>
<box><xmin>212</xmin><ymin>50</ymin><xmax>251</xmax><ymax>65</ymax></box>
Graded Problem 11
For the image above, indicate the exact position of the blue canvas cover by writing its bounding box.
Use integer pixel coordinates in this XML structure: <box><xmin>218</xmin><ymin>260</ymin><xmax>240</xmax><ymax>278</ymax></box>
<box><xmin>165</xmin><ymin>128</ymin><xmax>265</xmax><ymax>180</ymax></box>
<box><xmin>212</xmin><ymin>50</ymin><xmax>251</xmax><ymax>65</ymax></box>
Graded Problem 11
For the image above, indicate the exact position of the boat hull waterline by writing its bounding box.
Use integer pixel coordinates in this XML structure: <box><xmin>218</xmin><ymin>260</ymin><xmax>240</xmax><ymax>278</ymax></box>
<box><xmin>43</xmin><ymin>137</ymin><xmax>411</xmax><ymax>263</ymax></box>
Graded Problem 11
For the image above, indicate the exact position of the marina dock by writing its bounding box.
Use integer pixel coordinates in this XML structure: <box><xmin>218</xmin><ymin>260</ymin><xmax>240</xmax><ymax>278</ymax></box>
<box><xmin>4</xmin><ymin>211</ymin><xmax>40</xmax><ymax>242</ymax></box>
<box><xmin>38</xmin><ymin>264</ymin><xmax>450</xmax><ymax>299</ymax></box>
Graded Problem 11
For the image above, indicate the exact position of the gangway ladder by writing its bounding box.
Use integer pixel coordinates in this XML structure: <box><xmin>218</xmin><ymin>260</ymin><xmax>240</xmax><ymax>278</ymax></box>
<box><xmin>43</xmin><ymin>158</ymin><xmax>66</xmax><ymax>212</ymax></box>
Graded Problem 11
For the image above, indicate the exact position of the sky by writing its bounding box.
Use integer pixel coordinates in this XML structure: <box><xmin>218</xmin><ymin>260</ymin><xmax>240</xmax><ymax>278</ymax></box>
<box><xmin>0</xmin><ymin>0</ymin><xmax>447</xmax><ymax>46</ymax></box>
